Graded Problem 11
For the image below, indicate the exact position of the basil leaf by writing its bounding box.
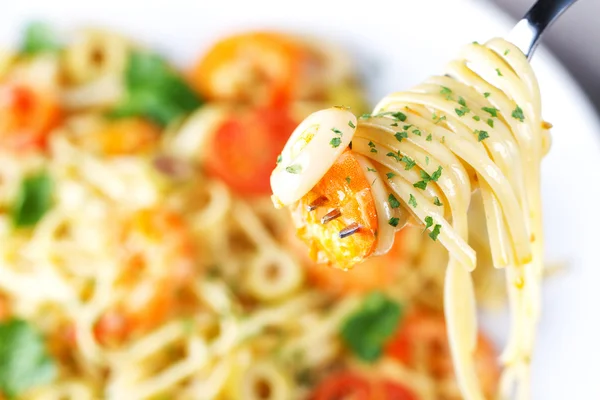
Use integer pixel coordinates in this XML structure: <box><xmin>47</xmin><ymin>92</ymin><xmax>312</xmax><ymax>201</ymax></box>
<box><xmin>0</xmin><ymin>319</ymin><xmax>56</xmax><ymax>398</ymax></box>
<box><xmin>11</xmin><ymin>171</ymin><xmax>53</xmax><ymax>227</ymax></box>
<box><xmin>21</xmin><ymin>22</ymin><xmax>61</xmax><ymax>55</ymax></box>
<box><xmin>340</xmin><ymin>292</ymin><xmax>403</xmax><ymax>362</ymax></box>
<box><xmin>111</xmin><ymin>51</ymin><xmax>202</xmax><ymax>126</ymax></box>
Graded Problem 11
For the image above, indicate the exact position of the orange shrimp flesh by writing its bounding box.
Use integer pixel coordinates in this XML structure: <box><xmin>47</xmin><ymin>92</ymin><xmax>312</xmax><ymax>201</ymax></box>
<box><xmin>290</xmin><ymin>150</ymin><xmax>378</xmax><ymax>270</ymax></box>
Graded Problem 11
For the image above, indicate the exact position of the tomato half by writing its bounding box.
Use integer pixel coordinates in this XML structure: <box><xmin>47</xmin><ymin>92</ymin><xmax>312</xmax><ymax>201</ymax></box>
<box><xmin>203</xmin><ymin>105</ymin><xmax>296</xmax><ymax>196</ymax></box>
<box><xmin>310</xmin><ymin>372</ymin><xmax>417</xmax><ymax>400</ymax></box>
<box><xmin>0</xmin><ymin>83</ymin><xmax>61</xmax><ymax>151</ymax></box>
<box><xmin>310</xmin><ymin>372</ymin><xmax>371</xmax><ymax>400</ymax></box>
<box><xmin>190</xmin><ymin>32</ymin><xmax>304</xmax><ymax>105</ymax></box>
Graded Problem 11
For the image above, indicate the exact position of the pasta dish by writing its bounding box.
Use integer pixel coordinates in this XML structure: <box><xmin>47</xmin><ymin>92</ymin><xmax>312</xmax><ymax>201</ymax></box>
<box><xmin>0</xmin><ymin>22</ymin><xmax>547</xmax><ymax>400</ymax></box>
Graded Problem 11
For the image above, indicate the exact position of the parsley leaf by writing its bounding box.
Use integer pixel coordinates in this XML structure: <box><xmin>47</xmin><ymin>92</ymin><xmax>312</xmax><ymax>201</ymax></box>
<box><xmin>0</xmin><ymin>319</ymin><xmax>56</xmax><ymax>397</ymax></box>
<box><xmin>386</xmin><ymin>151</ymin><xmax>401</xmax><ymax>162</ymax></box>
<box><xmin>455</xmin><ymin>106</ymin><xmax>469</xmax><ymax>116</ymax></box>
<box><xmin>11</xmin><ymin>171</ymin><xmax>53</xmax><ymax>228</ymax></box>
<box><xmin>504</xmin><ymin>49</ymin><xmax>510</xmax><ymax>56</ymax></box>
<box><xmin>484</xmin><ymin>92</ymin><xmax>491</xmax><ymax>98</ymax></box>
<box><xmin>426</xmin><ymin>134</ymin><xmax>433</xmax><ymax>141</ymax></box>
<box><xmin>286</xmin><ymin>164</ymin><xmax>302</xmax><ymax>174</ymax></box>
<box><xmin>412</xmin><ymin>129</ymin><xmax>421</xmax><ymax>136</ymax></box>
<box><xmin>401</xmin><ymin>156</ymin><xmax>416</xmax><ymax>170</ymax></box>
<box><xmin>403</xmin><ymin>124</ymin><xmax>412</xmax><ymax>131</ymax></box>
<box><xmin>367</xmin><ymin>167</ymin><xmax>377</xmax><ymax>173</ymax></box>
<box><xmin>434</xmin><ymin>115</ymin><xmax>446</xmax><ymax>124</ymax></box>
<box><xmin>390</xmin><ymin>122</ymin><xmax>399</xmax><ymax>127</ymax></box>
<box><xmin>339</xmin><ymin>292</ymin><xmax>403</xmax><ymax>362</ymax></box>
<box><xmin>487</xmin><ymin>118</ymin><xmax>494</xmax><ymax>128</ymax></box>
<box><xmin>496</xmin><ymin>68</ymin><xmax>503</xmax><ymax>76</ymax></box>
<box><xmin>425</xmin><ymin>156</ymin><xmax>430</xmax><ymax>165</ymax></box>
<box><xmin>348</xmin><ymin>120</ymin><xmax>356</xmax><ymax>128</ymax></box>
<box><xmin>408</xmin><ymin>194</ymin><xmax>417</xmax><ymax>208</ymax></box>
<box><xmin>473</xmin><ymin>115</ymin><xmax>481</xmax><ymax>121</ymax></box>
<box><xmin>457</xmin><ymin>96</ymin><xmax>467</xmax><ymax>107</ymax></box>
<box><xmin>21</xmin><ymin>22</ymin><xmax>61</xmax><ymax>55</ymax></box>
<box><xmin>345</xmin><ymin>176</ymin><xmax>351</xmax><ymax>184</ymax></box>
<box><xmin>388</xmin><ymin>217</ymin><xmax>400</xmax><ymax>227</ymax></box>
<box><xmin>332</xmin><ymin>127</ymin><xmax>343</xmax><ymax>136</ymax></box>
<box><xmin>276</xmin><ymin>154</ymin><xmax>282</xmax><ymax>164</ymax></box>
<box><xmin>413</xmin><ymin>180</ymin><xmax>428</xmax><ymax>190</ymax></box>
<box><xmin>388</xmin><ymin>194</ymin><xmax>401</xmax><ymax>209</ymax></box>
<box><xmin>476</xmin><ymin>130</ymin><xmax>489</xmax><ymax>142</ymax></box>
<box><xmin>368</xmin><ymin>141</ymin><xmax>378</xmax><ymax>153</ymax></box>
<box><xmin>394</xmin><ymin>131</ymin><xmax>408</xmax><ymax>143</ymax></box>
<box><xmin>430</xmin><ymin>166</ymin><xmax>443</xmax><ymax>181</ymax></box>
<box><xmin>330</xmin><ymin>137</ymin><xmax>342</xmax><ymax>148</ymax></box>
<box><xmin>440</xmin><ymin>86</ymin><xmax>452</xmax><ymax>99</ymax></box>
<box><xmin>391</xmin><ymin>112</ymin><xmax>407</xmax><ymax>121</ymax></box>
<box><xmin>424</xmin><ymin>216</ymin><xmax>434</xmax><ymax>231</ymax></box>
<box><xmin>386</xmin><ymin>172</ymin><xmax>396</xmax><ymax>179</ymax></box>
<box><xmin>429</xmin><ymin>224</ymin><xmax>442</xmax><ymax>241</ymax></box>
<box><xmin>512</xmin><ymin>106</ymin><xmax>525</xmax><ymax>122</ymax></box>
<box><xmin>481</xmin><ymin>107</ymin><xmax>498</xmax><ymax>117</ymax></box>
<box><xmin>110</xmin><ymin>51</ymin><xmax>203</xmax><ymax>126</ymax></box>
<box><xmin>433</xmin><ymin>196</ymin><xmax>443</xmax><ymax>206</ymax></box>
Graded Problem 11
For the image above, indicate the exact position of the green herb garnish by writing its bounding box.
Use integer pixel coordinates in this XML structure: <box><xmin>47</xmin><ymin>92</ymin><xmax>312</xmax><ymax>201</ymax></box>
<box><xmin>473</xmin><ymin>115</ymin><xmax>481</xmax><ymax>121</ymax></box>
<box><xmin>330</xmin><ymin>137</ymin><xmax>342</xmax><ymax>148</ymax></box>
<box><xmin>367</xmin><ymin>167</ymin><xmax>377</xmax><ymax>173</ymax></box>
<box><xmin>386</xmin><ymin>172</ymin><xmax>396</xmax><ymax>179</ymax></box>
<box><xmin>412</xmin><ymin>129</ymin><xmax>421</xmax><ymax>136</ymax></box>
<box><xmin>388</xmin><ymin>194</ymin><xmax>401</xmax><ymax>209</ymax></box>
<box><xmin>286</xmin><ymin>164</ymin><xmax>302</xmax><ymax>174</ymax></box>
<box><xmin>429</xmin><ymin>224</ymin><xmax>442</xmax><ymax>241</ymax></box>
<box><xmin>426</xmin><ymin>134</ymin><xmax>433</xmax><ymax>141</ymax></box>
<box><xmin>424</xmin><ymin>216</ymin><xmax>434</xmax><ymax>232</ymax></box>
<box><xmin>0</xmin><ymin>319</ymin><xmax>56</xmax><ymax>398</ymax></box>
<box><xmin>388</xmin><ymin>217</ymin><xmax>400</xmax><ymax>227</ymax></box>
<box><xmin>512</xmin><ymin>106</ymin><xmax>525</xmax><ymax>122</ymax></box>
<box><xmin>332</xmin><ymin>127</ymin><xmax>343</xmax><ymax>136</ymax></box>
<box><xmin>413</xmin><ymin>180</ymin><xmax>428</xmax><ymax>190</ymax></box>
<box><xmin>433</xmin><ymin>196</ymin><xmax>443</xmax><ymax>206</ymax></box>
<box><xmin>339</xmin><ymin>292</ymin><xmax>403</xmax><ymax>362</ymax></box>
<box><xmin>11</xmin><ymin>171</ymin><xmax>53</xmax><ymax>228</ymax></box>
<box><xmin>476</xmin><ymin>130</ymin><xmax>489</xmax><ymax>142</ymax></box>
<box><xmin>484</xmin><ymin>92</ymin><xmax>491</xmax><ymax>98</ymax></box>
<box><xmin>401</xmin><ymin>156</ymin><xmax>416</xmax><ymax>170</ymax></box>
<box><xmin>482</xmin><ymin>107</ymin><xmax>498</xmax><ymax>117</ymax></box>
<box><xmin>21</xmin><ymin>22</ymin><xmax>61</xmax><ymax>55</ymax></box>
<box><xmin>394</xmin><ymin>131</ymin><xmax>408</xmax><ymax>142</ymax></box>
<box><xmin>276</xmin><ymin>154</ymin><xmax>282</xmax><ymax>164</ymax></box>
<box><xmin>368</xmin><ymin>141</ymin><xmax>378</xmax><ymax>153</ymax></box>
<box><xmin>487</xmin><ymin>118</ymin><xmax>494</xmax><ymax>128</ymax></box>
<box><xmin>408</xmin><ymin>194</ymin><xmax>417</xmax><ymax>208</ymax></box>
<box><xmin>348</xmin><ymin>120</ymin><xmax>356</xmax><ymax>129</ymax></box>
<box><xmin>496</xmin><ymin>68</ymin><xmax>503</xmax><ymax>76</ymax></box>
<box><xmin>346</xmin><ymin>176</ymin><xmax>351</xmax><ymax>184</ymax></box>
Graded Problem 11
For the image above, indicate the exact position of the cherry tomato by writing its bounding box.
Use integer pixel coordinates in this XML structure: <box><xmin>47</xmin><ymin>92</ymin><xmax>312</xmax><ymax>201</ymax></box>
<box><xmin>204</xmin><ymin>105</ymin><xmax>296</xmax><ymax>195</ymax></box>
<box><xmin>0</xmin><ymin>84</ymin><xmax>61</xmax><ymax>151</ymax></box>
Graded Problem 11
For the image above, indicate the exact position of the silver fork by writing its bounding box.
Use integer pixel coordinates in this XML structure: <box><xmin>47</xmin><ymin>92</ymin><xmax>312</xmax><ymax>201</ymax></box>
<box><xmin>507</xmin><ymin>0</ymin><xmax>579</xmax><ymax>60</ymax></box>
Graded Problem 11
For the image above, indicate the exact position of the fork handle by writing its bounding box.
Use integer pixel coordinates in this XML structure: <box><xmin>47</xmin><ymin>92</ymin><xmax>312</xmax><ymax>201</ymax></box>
<box><xmin>507</xmin><ymin>0</ymin><xmax>579</xmax><ymax>59</ymax></box>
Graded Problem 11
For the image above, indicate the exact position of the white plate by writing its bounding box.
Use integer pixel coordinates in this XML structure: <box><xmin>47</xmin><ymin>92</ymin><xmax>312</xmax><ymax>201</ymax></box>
<box><xmin>2</xmin><ymin>1</ymin><xmax>600</xmax><ymax>398</ymax></box>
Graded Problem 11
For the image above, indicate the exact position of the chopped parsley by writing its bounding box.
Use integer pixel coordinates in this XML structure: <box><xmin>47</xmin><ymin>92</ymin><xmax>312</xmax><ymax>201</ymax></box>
<box><xmin>401</xmin><ymin>156</ymin><xmax>416</xmax><ymax>170</ymax></box>
<box><xmin>473</xmin><ymin>115</ymin><xmax>481</xmax><ymax>121</ymax></box>
<box><xmin>392</xmin><ymin>112</ymin><xmax>407</xmax><ymax>121</ymax></box>
<box><xmin>433</xmin><ymin>196</ymin><xmax>443</xmax><ymax>206</ymax></box>
<box><xmin>0</xmin><ymin>319</ymin><xmax>56</xmax><ymax>397</ymax></box>
<box><xmin>11</xmin><ymin>171</ymin><xmax>53</xmax><ymax>228</ymax></box>
<box><xmin>434</xmin><ymin>115</ymin><xmax>447</xmax><ymax>124</ymax></box>
<box><xmin>441</xmin><ymin>136</ymin><xmax>446</xmax><ymax>144</ymax></box>
<box><xmin>512</xmin><ymin>106</ymin><xmax>525</xmax><ymax>122</ymax></box>
<box><xmin>457</xmin><ymin>96</ymin><xmax>467</xmax><ymax>107</ymax></box>
<box><xmin>455</xmin><ymin>105</ymin><xmax>470</xmax><ymax>117</ymax></box>
<box><xmin>348</xmin><ymin>120</ymin><xmax>356</xmax><ymax>129</ymax></box>
<box><xmin>367</xmin><ymin>167</ymin><xmax>377</xmax><ymax>173</ymax></box>
<box><xmin>484</xmin><ymin>92</ymin><xmax>491</xmax><ymax>98</ymax></box>
<box><xmin>487</xmin><ymin>118</ymin><xmax>494</xmax><ymax>128</ymax></box>
<box><xmin>386</xmin><ymin>172</ymin><xmax>396</xmax><ymax>179</ymax></box>
<box><xmin>391</xmin><ymin>122</ymin><xmax>398</xmax><ymax>127</ymax></box>
<box><xmin>504</xmin><ymin>49</ymin><xmax>510</xmax><ymax>56</ymax></box>
<box><xmin>425</xmin><ymin>156</ymin><xmax>430</xmax><ymax>165</ymax></box>
<box><xmin>361</xmin><ymin>111</ymin><xmax>407</xmax><ymax>121</ymax></box>
<box><xmin>412</xmin><ymin>129</ymin><xmax>421</xmax><ymax>136</ymax></box>
<box><xmin>424</xmin><ymin>216</ymin><xmax>434</xmax><ymax>231</ymax></box>
<box><xmin>388</xmin><ymin>217</ymin><xmax>400</xmax><ymax>227</ymax></box>
<box><xmin>394</xmin><ymin>131</ymin><xmax>408</xmax><ymax>142</ymax></box>
<box><xmin>440</xmin><ymin>86</ymin><xmax>453</xmax><ymax>99</ymax></box>
<box><xmin>496</xmin><ymin>68</ymin><xmax>503</xmax><ymax>76</ymax></box>
<box><xmin>386</xmin><ymin>151</ymin><xmax>402</xmax><ymax>162</ymax></box>
<box><xmin>368</xmin><ymin>141</ymin><xmax>378</xmax><ymax>153</ymax></box>
<box><xmin>475</xmin><ymin>130</ymin><xmax>489</xmax><ymax>142</ymax></box>
<box><xmin>408</xmin><ymin>194</ymin><xmax>418</xmax><ymax>208</ymax></box>
<box><xmin>429</xmin><ymin>224</ymin><xmax>442</xmax><ymax>241</ymax></box>
<box><xmin>388</xmin><ymin>194</ymin><xmax>401</xmax><ymax>209</ymax></box>
<box><xmin>481</xmin><ymin>107</ymin><xmax>498</xmax><ymax>117</ymax></box>
<box><xmin>286</xmin><ymin>164</ymin><xmax>302</xmax><ymax>174</ymax></box>
<box><xmin>276</xmin><ymin>154</ymin><xmax>282</xmax><ymax>164</ymax></box>
<box><xmin>339</xmin><ymin>292</ymin><xmax>403</xmax><ymax>362</ymax></box>
<box><xmin>403</xmin><ymin>124</ymin><xmax>412</xmax><ymax>131</ymax></box>
<box><xmin>332</xmin><ymin>127</ymin><xmax>343</xmax><ymax>136</ymax></box>
<box><xmin>426</xmin><ymin>134</ymin><xmax>433</xmax><ymax>141</ymax></box>
<box><xmin>430</xmin><ymin>166</ymin><xmax>443</xmax><ymax>181</ymax></box>
<box><xmin>330</xmin><ymin>137</ymin><xmax>342</xmax><ymax>148</ymax></box>
<box><xmin>413</xmin><ymin>180</ymin><xmax>428</xmax><ymax>190</ymax></box>
<box><xmin>345</xmin><ymin>176</ymin><xmax>351</xmax><ymax>184</ymax></box>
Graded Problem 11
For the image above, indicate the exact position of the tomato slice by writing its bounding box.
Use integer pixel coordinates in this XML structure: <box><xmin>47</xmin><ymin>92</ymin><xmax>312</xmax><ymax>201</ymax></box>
<box><xmin>385</xmin><ymin>309</ymin><xmax>500</xmax><ymax>397</ymax></box>
<box><xmin>310</xmin><ymin>372</ymin><xmax>371</xmax><ymax>400</ymax></box>
<box><xmin>203</xmin><ymin>105</ymin><xmax>296</xmax><ymax>195</ymax></box>
<box><xmin>0</xmin><ymin>83</ymin><xmax>61</xmax><ymax>151</ymax></box>
<box><xmin>190</xmin><ymin>32</ymin><xmax>304</xmax><ymax>105</ymax></box>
